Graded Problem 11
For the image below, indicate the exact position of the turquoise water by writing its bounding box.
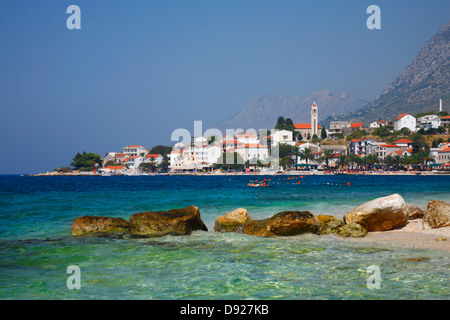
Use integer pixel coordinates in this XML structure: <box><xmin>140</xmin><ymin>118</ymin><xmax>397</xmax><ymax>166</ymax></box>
<box><xmin>0</xmin><ymin>174</ymin><xmax>449</xmax><ymax>299</ymax></box>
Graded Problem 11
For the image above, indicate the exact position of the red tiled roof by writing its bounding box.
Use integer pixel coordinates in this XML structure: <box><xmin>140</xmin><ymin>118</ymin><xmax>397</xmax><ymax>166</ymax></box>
<box><xmin>294</xmin><ymin>124</ymin><xmax>321</xmax><ymax>129</ymax></box>
<box><xmin>237</xmin><ymin>144</ymin><xmax>268</xmax><ymax>148</ymax></box>
<box><xmin>441</xmin><ymin>115</ymin><xmax>450</xmax><ymax>119</ymax></box>
<box><xmin>125</xmin><ymin>145</ymin><xmax>142</xmax><ymax>148</ymax></box>
<box><xmin>394</xmin><ymin>113</ymin><xmax>410</xmax><ymax>121</ymax></box>
<box><xmin>106</xmin><ymin>166</ymin><xmax>124</xmax><ymax>170</ymax></box>
<box><xmin>381</xmin><ymin>145</ymin><xmax>399</xmax><ymax>148</ymax></box>
<box><xmin>394</xmin><ymin>139</ymin><xmax>413</xmax><ymax>144</ymax></box>
<box><xmin>146</xmin><ymin>154</ymin><xmax>161</xmax><ymax>159</ymax></box>
<box><xmin>351</xmin><ymin>122</ymin><xmax>363</xmax><ymax>128</ymax></box>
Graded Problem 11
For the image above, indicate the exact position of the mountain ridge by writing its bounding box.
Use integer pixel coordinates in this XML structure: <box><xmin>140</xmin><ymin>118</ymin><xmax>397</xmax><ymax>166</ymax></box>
<box><xmin>217</xmin><ymin>89</ymin><xmax>368</xmax><ymax>131</ymax></box>
<box><xmin>324</xmin><ymin>20</ymin><xmax>450</xmax><ymax>126</ymax></box>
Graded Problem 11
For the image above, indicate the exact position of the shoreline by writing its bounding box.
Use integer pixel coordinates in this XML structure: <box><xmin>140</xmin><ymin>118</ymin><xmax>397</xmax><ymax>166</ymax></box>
<box><xmin>27</xmin><ymin>170</ymin><xmax>450</xmax><ymax>176</ymax></box>
<box><xmin>340</xmin><ymin>219</ymin><xmax>450</xmax><ymax>252</ymax></box>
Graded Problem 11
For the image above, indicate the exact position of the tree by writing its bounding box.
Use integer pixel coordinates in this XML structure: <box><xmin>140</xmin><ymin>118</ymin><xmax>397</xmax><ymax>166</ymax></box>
<box><xmin>157</xmin><ymin>155</ymin><xmax>170</xmax><ymax>172</ymax></box>
<box><xmin>149</xmin><ymin>145</ymin><xmax>172</xmax><ymax>157</ymax></box>
<box><xmin>104</xmin><ymin>160</ymin><xmax>117</xmax><ymax>167</ymax></box>
<box><xmin>299</xmin><ymin>148</ymin><xmax>314</xmax><ymax>165</ymax></box>
<box><xmin>311</xmin><ymin>134</ymin><xmax>319</xmax><ymax>144</ymax></box>
<box><xmin>275</xmin><ymin>116</ymin><xmax>295</xmax><ymax>132</ymax></box>
<box><xmin>400</xmin><ymin>127</ymin><xmax>411</xmax><ymax>136</ymax></box>
<box><xmin>322</xmin><ymin>149</ymin><xmax>333</xmax><ymax>170</ymax></box>
<box><xmin>71</xmin><ymin>152</ymin><xmax>103</xmax><ymax>171</ymax></box>
<box><xmin>214</xmin><ymin>152</ymin><xmax>246</xmax><ymax>171</ymax></box>
<box><xmin>321</xmin><ymin>127</ymin><xmax>327</xmax><ymax>139</ymax></box>
<box><xmin>409</xmin><ymin>133</ymin><xmax>428</xmax><ymax>153</ymax></box>
<box><xmin>348</xmin><ymin>153</ymin><xmax>359</xmax><ymax>170</ymax></box>
<box><xmin>338</xmin><ymin>154</ymin><xmax>348</xmax><ymax>171</ymax></box>
<box><xmin>384</xmin><ymin>155</ymin><xmax>394</xmax><ymax>171</ymax></box>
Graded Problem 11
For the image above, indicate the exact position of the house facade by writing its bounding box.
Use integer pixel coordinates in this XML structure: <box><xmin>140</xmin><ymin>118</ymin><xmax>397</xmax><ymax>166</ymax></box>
<box><xmin>392</xmin><ymin>114</ymin><xmax>416</xmax><ymax>132</ymax></box>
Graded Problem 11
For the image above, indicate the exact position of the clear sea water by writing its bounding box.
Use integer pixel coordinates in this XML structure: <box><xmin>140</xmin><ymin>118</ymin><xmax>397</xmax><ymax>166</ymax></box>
<box><xmin>0</xmin><ymin>174</ymin><xmax>449</xmax><ymax>300</ymax></box>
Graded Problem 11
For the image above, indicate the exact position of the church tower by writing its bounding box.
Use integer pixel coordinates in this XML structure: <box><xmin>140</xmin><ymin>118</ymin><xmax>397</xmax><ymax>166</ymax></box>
<box><xmin>311</xmin><ymin>101</ymin><xmax>318</xmax><ymax>137</ymax></box>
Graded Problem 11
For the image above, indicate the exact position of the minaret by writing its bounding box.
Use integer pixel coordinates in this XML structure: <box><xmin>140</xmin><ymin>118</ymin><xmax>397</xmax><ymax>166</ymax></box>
<box><xmin>440</xmin><ymin>99</ymin><xmax>443</xmax><ymax>113</ymax></box>
<box><xmin>311</xmin><ymin>101</ymin><xmax>318</xmax><ymax>137</ymax></box>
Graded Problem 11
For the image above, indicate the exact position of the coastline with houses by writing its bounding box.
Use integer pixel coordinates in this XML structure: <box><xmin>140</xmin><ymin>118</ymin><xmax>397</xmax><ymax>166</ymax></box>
<box><xmin>33</xmin><ymin>100</ymin><xmax>450</xmax><ymax>176</ymax></box>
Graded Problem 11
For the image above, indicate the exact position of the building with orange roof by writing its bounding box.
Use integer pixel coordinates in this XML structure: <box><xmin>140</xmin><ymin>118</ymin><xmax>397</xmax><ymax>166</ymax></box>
<box><xmin>392</xmin><ymin>113</ymin><xmax>416</xmax><ymax>132</ymax></box>
<box><xmin>122</xmin><ymin>145</ymin><xmax>148</xmax><ymax>157</ymax></box>
<box><xmin>440</xmin><ymin>115</ymin><xmax>450</xmax><ymax>127</ymax></box>
<box><xmin>293</xmin><ymin>102</ymin><xmax>321</xmax><ymax>141</ymax></box>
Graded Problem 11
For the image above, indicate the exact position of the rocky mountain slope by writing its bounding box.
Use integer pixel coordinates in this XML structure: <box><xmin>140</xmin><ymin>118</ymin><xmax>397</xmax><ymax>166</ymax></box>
<box><xmin>217</xmin><ymin>89</ymin><xmax>367</xmax><ymax>131</ymax></box>
<box><xmin>329</xmin><ymin>20</ymin><xmax>450</xmax><ymax>125</ymax></box>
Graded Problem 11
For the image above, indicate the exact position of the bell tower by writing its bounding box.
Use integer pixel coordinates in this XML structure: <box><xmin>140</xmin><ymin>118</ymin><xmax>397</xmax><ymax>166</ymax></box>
<box><xmin>311</xmin><ymin>101</ymin><xmax>318</xmax><ymax>137</ymax></box>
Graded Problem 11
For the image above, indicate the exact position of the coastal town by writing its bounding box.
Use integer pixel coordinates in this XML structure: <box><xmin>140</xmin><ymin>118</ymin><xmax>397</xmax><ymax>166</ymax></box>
<box><xmin>44</xmin><ymin>100</ymin><xmax>450</xmax><ymax>176</ymax></box>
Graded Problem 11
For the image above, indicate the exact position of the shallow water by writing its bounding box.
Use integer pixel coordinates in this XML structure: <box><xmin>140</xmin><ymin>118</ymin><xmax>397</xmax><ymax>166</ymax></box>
<box><xmin>0</xmin><ymin>174</ymin><xmax>449</xmax><ymax>299</ymax></box>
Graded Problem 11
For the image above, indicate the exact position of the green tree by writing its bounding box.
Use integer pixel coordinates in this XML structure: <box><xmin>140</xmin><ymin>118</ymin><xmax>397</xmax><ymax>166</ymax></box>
<box><xmin>299</xmin><ymin>148</ymin><xmax>314</xmax><ymax>165</ymax></box>
<box><xmin>322</xmin><ymin>149</ymin><xmax>333</xmax><ymax>170</ymax></box>
<box><xmin>149</xmin><ymin>145</ymin><xmax>172</xmax><ymax>157</ymax></box>
<box><xmin>409</xmin><ymin>133</ymin><xmax>428</xmax><ymax>153</ymax></box>
<box><xmin>71</xmin><ymin>152</ymin><xmax>103</xmax><ymax>172</ymax></box>
<box><xmin>321</xmin><ymin>127</ymin><xmax>327</xmax><ymax>139</ymax></box>
<box><xmin>214</xmin><ymin>152</ymin><xmax>246</xmax><ymax>171</ymax></box>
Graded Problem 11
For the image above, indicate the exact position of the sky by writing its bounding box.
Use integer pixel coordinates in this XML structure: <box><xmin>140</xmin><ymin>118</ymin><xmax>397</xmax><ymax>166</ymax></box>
<box><xmin>0</xmin><ymin>0</ymin><xmax>449</xmax><ymax>174</ymax></box>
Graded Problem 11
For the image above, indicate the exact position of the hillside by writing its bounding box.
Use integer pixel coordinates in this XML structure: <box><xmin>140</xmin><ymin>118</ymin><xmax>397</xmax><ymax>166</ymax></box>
<box><xmin>217</xmin><ymin>89</ymin><xmax>367</xmax><ymax>131</ymax></box>
<box><xmin>326</xmin><ymin>20</ymin><xmax>450</xmax><ymax>126</ymax></box>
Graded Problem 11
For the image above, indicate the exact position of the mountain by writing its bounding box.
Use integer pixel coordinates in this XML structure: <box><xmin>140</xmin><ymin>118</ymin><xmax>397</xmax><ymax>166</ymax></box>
<box><xmin>329</xmin><ymin>20</ymin><xmax>450</xmax><ymax>125</ymax></box>
<box><xmin>217</xmin><ymin>89</ymin><xmax>368</xmax><ymax>131</ymax></box>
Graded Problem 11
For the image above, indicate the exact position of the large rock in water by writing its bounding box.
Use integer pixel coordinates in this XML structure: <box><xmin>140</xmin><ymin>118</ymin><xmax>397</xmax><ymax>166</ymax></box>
<box><xmin>424</xmin><ymin>200</ymin><xmax>450</xmax><ymax>229</ymax></box>
<box><xmin>128</xmin><ymin>206</ymin><xmax>208</xmax><ymax>237</ymax></box>
<box><xmin>343</xmin><ymin>194</ymin><xmax>408</xmax><ymax>231</ymax></box>
<box><xmin>335</xmin><ymin>222</ymin><xmax>367</xmax><ymax>238</ymax></box>
<box><xmin>242</xmin><ymin>211</ymin><xmax>319</xmax><ymax>237</ymax></box>
<box><xmin>406</xmin><ymin>204</ymin><xmax>425</xmax><ymax>220</ymax></box>
<box><xmin>71</xmin><ymin>216</ymin><xmax>129</xmax><ymax>236</ymax></box>
<box><xmin>316</xmin><ymin>215</ymin><xmax>345</xmax><ymax>235</ymax></box>
<box><xmin>214</xmin><ymin>208</ymin><xmax>252</xmax><ymax>233</ymax></box>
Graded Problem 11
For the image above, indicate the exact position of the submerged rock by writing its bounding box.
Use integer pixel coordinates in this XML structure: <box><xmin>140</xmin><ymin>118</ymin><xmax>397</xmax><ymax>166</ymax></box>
<box><xmin>242</xmin><ymin>211</ymin><xmax>319</xmax><ymax>237</ymax></box>
<box><xmin>343</xmin><ymin>194</ymin><xmax>408</xmax><ymax>232</ymax></box>
<box><xmin>406</xmin><ymin>204</ymin><xmax>425</xmax><ymax>220</ymax></box>
<box><xmin>316</xmin><ymin>215</ymin><xmax>345</xmax><ymax>235</ymax></box>
<box><xmin>128</xmin><ymin>206</ymin><xmax>208</xmax><ymax>237</ymax></box>
<box><xmin>214</xmin><ymin>208</ymin><xmax>252</xmax><ymax>233</ymax></box>
<box><xmin>335</xmin><ymin>222</ymin><xmax>367</xmax><ymax>238</ymax></box>
<box><xmin>71</xmin><ymin>216</ymin><xmax>129</xmax><ymax>236</ymax></box>
<box><xmin>424</xmin><ymin>200</ymin><xmax>450</xmax><ymax>229</ymax></box>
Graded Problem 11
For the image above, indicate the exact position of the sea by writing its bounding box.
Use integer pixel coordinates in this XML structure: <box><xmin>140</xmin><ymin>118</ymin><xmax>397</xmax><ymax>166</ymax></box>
<box><xmin>0</xmin><ymin>174</ymin><xmax>449</xmax><ymax>300</ymax></box>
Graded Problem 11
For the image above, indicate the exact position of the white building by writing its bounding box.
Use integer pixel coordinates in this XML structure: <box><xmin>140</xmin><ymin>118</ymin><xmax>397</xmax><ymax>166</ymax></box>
<box><xmin>270</xmin><ymin>130</ymin><xmax>294</xmax><ymax>146</ymax></box>
<box><xmin>416</xmin><ymin>114</ymin><xmax>441</xmax><ymax>130</ymax></box>
<box><xmin>123</xmin><ymin>145</ymin><xmax>148</xmax><ymax>156</ymax></box>
<box><xmin>144</xmin><ymin>154</ymin><xmax>163</xmax><ymax>165</ymax></box>
<box><xmin>349</xmin><ymin>138</ymin><xmax>382</xmax><ymax>155</ymax></box>
<box><xmin>392</xmin><ymin>114</ymin><xmax>416</xmax><ymax>132</ymax></box>
<box><xmin>369</xmin><ymin>120</ymin><xmax>387</xmax><ymax>128</ymax></box>
<box><xmin>236</xmin><ymin>143</ymin><xmax>269</xmax><ymax>163</ymax></box>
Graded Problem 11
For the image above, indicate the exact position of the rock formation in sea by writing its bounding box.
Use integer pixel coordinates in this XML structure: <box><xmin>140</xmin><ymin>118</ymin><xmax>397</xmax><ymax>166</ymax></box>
<box><xmin>128</xmin><ymin>205</ymin><xmax>208</xmax><ymax>237</ymax></box>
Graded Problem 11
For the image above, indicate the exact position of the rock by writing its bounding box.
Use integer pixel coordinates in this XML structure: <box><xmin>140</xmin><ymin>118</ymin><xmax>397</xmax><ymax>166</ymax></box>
<box><xmin>316</xmin><ymin>215</ymin><xmax>345</xmax><ymax>235</ymax></box>
<box><xmin>335</xmin><ymin>223</ymin><xmax>367</xmax><ymax>238</ymax></box>
<box><xmin>128</xmin><ymin>206</ymin><xmax>208</xmax><ymax>237</ymax></box>
<box><xmin>343</xmin><ymin>194</ymin><xmax>408</xmax><ymax>232</ymax></box>
<box><xmin>242</xmin><ymin>211</ymin><xmax>319</xmax><ymax>237</ymax></box>
<box><xmin>214</xmin><ymin>208</ymin><xmax>252</xmax><ymax>233</ymax></box>
<box><xmin>406</xmin><ymin>204</ymin><xmax>425</xmax><ymax>220</ymax></box>
<box><xmin>423</xmin><ymin>200</ymin><xmax>450</xmax><ymax>229</ymax></box>
<box><xmin>71</xmin><ymin>216</ymin><xmax>129</xmax><ymax>236</ymax></box>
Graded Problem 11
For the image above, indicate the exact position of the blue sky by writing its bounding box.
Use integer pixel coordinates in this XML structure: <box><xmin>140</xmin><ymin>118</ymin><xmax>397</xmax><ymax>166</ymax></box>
<box><xmin>0</xmin><ymin>0</ymin><xmax>449</xmax><ymax>173</ymax></box>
